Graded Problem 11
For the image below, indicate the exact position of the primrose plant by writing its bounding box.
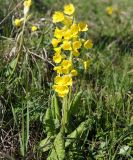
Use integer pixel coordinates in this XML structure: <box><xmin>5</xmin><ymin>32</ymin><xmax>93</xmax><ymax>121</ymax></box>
<box><xmin>40</xmin><ymin>3</ymin><xmax>93</xmax><ymax>160</ymax></box>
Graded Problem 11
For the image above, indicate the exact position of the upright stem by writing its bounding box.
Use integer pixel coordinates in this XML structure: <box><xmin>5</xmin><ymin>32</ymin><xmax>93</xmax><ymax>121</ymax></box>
<box><xmin>68</xmin><ymin>51</ymin><xmax>73</xmax><ymax>109</ymax></box>
<box><xmin>68</xmin><ymin>86</ymin><xmax>72</xmax><ymax>110</ymax></box>
<box><xmin>61</xmin><ymin>96</ymin><xmax>68</xmax><ymax>133</ymax></box>
<box><xmin>61</xmin><ymin>52</ymin><xmax>73</xmax><ymax>133</ymax></box>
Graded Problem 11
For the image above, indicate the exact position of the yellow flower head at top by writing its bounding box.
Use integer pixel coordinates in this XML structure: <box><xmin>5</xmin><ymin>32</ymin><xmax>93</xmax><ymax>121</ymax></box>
<box><xmin>106</xmin><ymin>6</ymin><xmax>113</xmax><ymax>15</ymax></box>
<box><xmin>64</xmin><ymin>3</ymin><xmax>75</xmax><ymax>15</ymax></box>
<box><xmin>52</xmin><ymin>11</ymin><xmax>64</xmax><ymax>23</ymax></box>
<box><xmin>52</xmin><ymin>3</ymin><xmax>93</xmax><ymax>97</ymax></box>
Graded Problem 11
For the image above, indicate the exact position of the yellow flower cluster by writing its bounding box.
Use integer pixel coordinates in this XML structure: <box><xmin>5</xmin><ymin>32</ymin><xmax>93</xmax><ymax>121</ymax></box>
<box><xmin>52</xmin><ymin>3</ymin><xmax>93</xmax><ymax>97</ymax></box>
<box><xmin>14</xmin><ymin>0</ymin><xmax>32</xmax><ymax>27</ymax></box>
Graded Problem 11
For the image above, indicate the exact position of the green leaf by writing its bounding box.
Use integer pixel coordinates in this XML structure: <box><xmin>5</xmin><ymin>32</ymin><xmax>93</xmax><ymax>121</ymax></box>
<box><xmin>68</xmin><ymin>91</ymin><xmax>82</xmax><ymax>118</ymax></box>
<box><xmin>54</xmin><ymin>94</ymin><xmax>61</xmax><ymax>121</ymax></box>
<box><xmin>65</xmin><ymin>119</ymin><xmax>92</xmax><ymax>147</ymax></box>
<box><xmin>47</xmin><ymin>132</ymin><xmax>65</xmax><ymax>160</ymax></box>
<box><xmin>51</xmin><ymin>95</ymin><xmax>56</xmax><ymax>119</ymax></box>
<box><xmin>10</xmin><ymin>58</ymin><xmax>18</xmax><ymax>69</ymax></box>
<box><xmin>51</xmin><ymin>94</ymin><xmax>61</xmax><ymax>130</ymax></box>
<box><xmin>39</xmin><ymin>136</ymin><xmax>52</xmax><ymax>152</ymax></box>
<box><xmin>44</xmin><ymin>108</ymin><xmax>55</xmax><ymax>136</ymax></box>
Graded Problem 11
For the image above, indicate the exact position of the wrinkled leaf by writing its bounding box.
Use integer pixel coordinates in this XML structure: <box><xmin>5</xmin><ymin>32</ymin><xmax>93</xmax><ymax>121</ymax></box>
<box><xmin>54</xmin><ymin>94</ymin><xmax>61</xmax><ymax>121</ymax></box>
<box><xmin>44</xmin><ymin>108</ymin><xmax>55</xmax><ymax>136</ymax></box>
<box><xmin>47</xmin><ymin>132</ymin><xmax>65</xmax><ymax>160</ymax></box>
<box><xmin>39</xmin><ymin>136</ymin><xmax>53</xmax><ymax>152</ymax></box>
<box><xmin>68</xmin><ymin>91</ymin><xmax>82</xmax><ymax>118</ymax></box>
<box><xmin>51</xmin><ymin>95</ymin><xmax>56</xmax><ymax>119</ymax></box>
<box><xmin>65</xmin><ymin>119</ymin><xmax>92</xmax><ymax>147</ymax></box>
<box><xmin>51</xmin><ymin>94</ymin><xmax>61</xmax><ymax>129</ymax></box>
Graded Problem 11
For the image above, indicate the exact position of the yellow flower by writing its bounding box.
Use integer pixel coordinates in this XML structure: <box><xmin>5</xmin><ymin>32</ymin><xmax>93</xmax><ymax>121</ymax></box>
<box><xmin>53</xmin><ymin>75</ymin><xmax>73</xmax><ymax>97</ymax></box>
<box><xmin>61</xmin><ymin>60</ymin><xmax>72</xmax><ymax>74</ymax></box>
<box><xmin>55</xmin><ymin>75</ymin><xmax>72</xmax><ymax>86</ymax></box>
<box><xmin>54</xmin><ymin>47</ymin><xmax>62</xmax><ymax>53</ymax></box>
<box><xmin>63</xmin><ymin>30</ymin><xmax>72</xmax><ymax>40</ymax></box>
<box><xmin>54</xmin><ymin>66</ymin><xmax>63</xmax><ymax>74</ymax></box>
<box><xmin>14</xmin><ymin>18</ymin><xmax>23</xmax><ymax>27</ymax></box>
<box><xmin>72</xmin><ymin>49</ymin><xmax>80</xmax><ymax>57</ymax></box>
<box><xmin>61</xmin><ymin>60</ymin><xmax>72</xmax><ymax>68</ymax></box>
<box><xmin>106</xmin><ymin>6</ymin><xmax>113</xmax><ymax>15</ymax></box>
<box><xmin>78</xmin><ymin>22</ymin><xmax>88</xmax><ymax>32</ymax></box>
<box><xmin>51</xmin><ymin>38</ymin><xmax>61</xmax><ymax>47</ymax></box>
<box><xmin>71</xmin><ymin>69</ymin><xmax>78</xmax><ymax>76</ymax></box>
<box><xmin>64</xmin><ymin>75</ymin><xmax>72</xmax><ymax>86</ymax></box>
<box><xmin>62</xmin><ymin>41</ymin><xmax>72</xmax><ymax>50</ymax></box>
<box><xmin>54</xmin><ymin>27</ymin><xmax>63</xmax><ymax>40</ymax></box>
<box><xmin>63</xmin><ymin>16</ymin><xmax>73</xmax><ymax>27</ymax></box>
<box><xmin>53</xmin><ymin>53</ymin><xmax>62</xmax><ymax>63</ymax></box>
<box><xmin>84</xmin><ymin>39</ymin><xmax>93</xmax><ymax>49</ymax></box>
<box><xmin>72</xmin><ymin>36</ymin><xmax>78</xmax><ymax>42</ymax></box>
<box><xmin>53</xmin><ymin>85</ymin><xmax>69</xmax><ymax>97</ymax></box>
<box><xmin>73</xmin><ymin>41</ymin><xmax>82</xmax><ymax>50</ymax></box>
<box><xmin>64</xmin><ymin>3</ymin><xmax>75</xmax><ymax>15</ymax></box>
<box><xmin>70</xmin><ymin>23</ymin><xmax>79</xmax><ymax>36</ymax></box>
<box><xmin>58</xmin><ymin>92</ymin><xmax>67</xmax><ymax>97</ymax></box>
<box><xmin>83</xmin><ymin>60</ymin><xmax>91</xmax><ymax>71</ymax></box>
<box><xmin>31</xmin><ymin>26</ymin><xmax>37</xmax><ymax>32</ymax></box>
<box><xmin>52</xmin><ymin>11</ymin><xmax>64</xmax><ymax>23</ymax></box>
<box><xmin>24</xmin><ymin>0</ymin><xmax>32</xmax><ymax>15</ymax></box>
